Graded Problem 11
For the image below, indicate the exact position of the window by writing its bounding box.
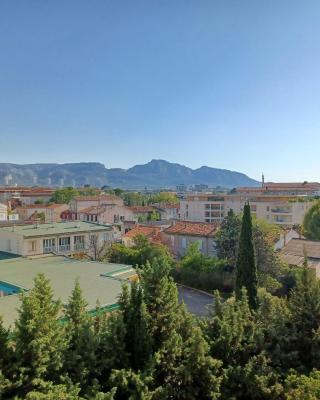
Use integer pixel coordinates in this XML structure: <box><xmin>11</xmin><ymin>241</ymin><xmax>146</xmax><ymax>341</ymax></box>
<box><xmin>59</xmin><ymin>237</ymin><xmax>71</xmax><ymax>252</ymax></box>
<box><xmin>43</xmin><ymin>238</ymin><xmax>55</xmax><ymax>252</ymax></box>
<box><xmin>74</xmin><ymin>235</ymin><xmax>85</xmax><ymax>250</ymax></box>
<box><xmin>182</xmin><ymin>237</ymin><xmax>187</xmax><ymax>249</ymax></box>
<box><xmin>197</xmin><ymin>240</ymin><xmax>203</xmax><ymax>250</ymax></box>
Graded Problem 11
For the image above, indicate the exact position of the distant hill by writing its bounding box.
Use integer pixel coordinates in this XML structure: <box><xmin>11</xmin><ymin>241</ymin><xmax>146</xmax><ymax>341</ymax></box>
<box><xmin>0</xmin><ymin>160</ymin><xmax>259</xmax><ymax>189</ymax></box>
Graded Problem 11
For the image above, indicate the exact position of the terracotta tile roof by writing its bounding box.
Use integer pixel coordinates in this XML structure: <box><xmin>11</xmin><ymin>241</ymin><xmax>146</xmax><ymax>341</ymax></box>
<box><xmin>78</xmin><ymin>206</ymin><xmax>106</xmax><ymax>215</ymax></box>
<box><xmin>164</xmin><ymin>221</ymin><xmax>217</xmax><ymax>237</ymax></box>
<box><xmin>123</xmin><ymin>226</ymin><xmax>167</xmax><ymax>246</ymax></box>
<box><xmin>280</xmin><ymin>238</ymin><xmax>320</xmax><ymax>259</ymax></box>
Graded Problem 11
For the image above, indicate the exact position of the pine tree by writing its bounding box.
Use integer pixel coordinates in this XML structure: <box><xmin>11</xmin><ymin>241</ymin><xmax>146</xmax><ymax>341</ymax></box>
<box><xmin>14</xmin><ymin>273</ymin><xmax>66</xmax><ymax>396</ymax></box>
<box><xmin>119</xmin><ymin>282</ymin><xmax>152</xmax><ymax>371</ymax></box>
<box><xmin>0</xmin><ymin>316</ymin><xmax>14</xmax><ymax>398</ymax></box>
<box><xmin>139</xmin><ymin>258</ymin><xmax>180</xmax><ymax>352</ymax></box>
<box><xmin>289</xmin><ymin>264</ymin><xmax>320</xmax><ymax>370</ymax></box>
<box><xmin>235</xmin><ymin>203</ymin><xmax>258</xmax><ymax>309</ymax></box>
<box><xmin>64</xmin><ymin>279</ymin><xmax>97</xmax><ymax>393</ymax></box>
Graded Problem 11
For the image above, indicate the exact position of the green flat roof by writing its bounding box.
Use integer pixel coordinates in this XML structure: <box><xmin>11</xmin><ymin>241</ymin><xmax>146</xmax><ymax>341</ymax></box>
<box><xmin>0</xmin><ymin>221</ymin><xmax>112</xmax><ymax>237</ymax></box>
<box><xmin>0</xmin><ymin>255</ymin><xmax>135</xmax><ymax>328</ymax></box>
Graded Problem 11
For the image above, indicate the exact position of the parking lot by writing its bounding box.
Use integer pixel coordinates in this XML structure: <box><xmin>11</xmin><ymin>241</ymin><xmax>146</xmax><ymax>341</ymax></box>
<box><xmin>178</xmin><ymin>285</ymin><xmax>214</xmax><ymax>317</ymax></box>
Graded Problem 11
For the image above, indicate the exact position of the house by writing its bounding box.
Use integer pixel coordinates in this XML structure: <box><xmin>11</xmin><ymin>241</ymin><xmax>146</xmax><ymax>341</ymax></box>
<box><xmin>274</xmin><ymin>228</ymin><xmax>303</xmax><ymax>250</ymax></box>
<box><xmin>153</xmin><ymin>203</ymin><xmax>179</xmax><ymax>220</ymax></box>
<box><xmin>127</xmin><ymin>206</ymin><xmax>157</xmax><ymax>222</ymax></box>
<box><xmin>0</xmin><ymin>221</ymin><xmax>113</xmax><ymax>258</ymax></box>
<box><xmin>122</xmin><ymin>225</ymin><xmax>167</xmax><ymax>247</ymax></box>
<box><xmin>164</xmin><ymin>220</ymin><xmax>218</xmax><ymax>258</ymax></box>
<box><xmin>0</xmin><ymin>203</ymin><xmax>8</xmax><ymax>221</ymax></box>
<box><xmin>0</xmin><ymin>187</ymin><xmax>55</xmax><ymax>205</ymax></box>
<box><xmin>69</xmin><ymin>194</ymin><xmax>124</xmax><ymax>215</ymax></box>
<box><xmin>280</xmin><ymin>238</ymin><xmax>320</xmax><ymax>277</ymax></box>
<box><xmin>15</xmin><ymin>204</ymin><xmax>68</xmax><ymax>223</ymax></box>
<box><xmin>77</xmin><ymin>204</ymin><xmax>135</xmax><ymax>225</ymax></box>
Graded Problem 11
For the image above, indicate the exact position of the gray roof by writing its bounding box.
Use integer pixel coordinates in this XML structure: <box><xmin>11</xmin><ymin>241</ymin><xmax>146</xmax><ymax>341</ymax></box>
<box><xmin>0</xmin><ymin>255</ymin><xmax>135</xmax><ymax>328</ymax></box>
<box><xmin>0</xmin><ymin>221</ymin><xmax>112</xmax><ymax>237</ymax></box>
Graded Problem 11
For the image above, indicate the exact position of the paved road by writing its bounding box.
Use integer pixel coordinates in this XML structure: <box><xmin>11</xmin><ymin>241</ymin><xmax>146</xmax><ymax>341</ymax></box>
<box><xmin>178</xmin><ymin>285</ymin><xmax>214</xmax><ymax>317</ymax></box>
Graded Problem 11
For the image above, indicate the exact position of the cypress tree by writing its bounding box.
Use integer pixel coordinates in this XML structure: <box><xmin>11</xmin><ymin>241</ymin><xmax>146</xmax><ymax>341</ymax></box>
<box><xmin>235</xmin><ymin>203</ymin><xmax>258</xmax><ymax>309</ymax></box>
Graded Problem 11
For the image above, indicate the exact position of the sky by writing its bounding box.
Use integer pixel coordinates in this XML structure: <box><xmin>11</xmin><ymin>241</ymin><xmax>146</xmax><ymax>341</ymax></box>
<box><xmin>1</xmin><ymin>1</ymin><xmax>320</xmax><ymax>182</ymax></box>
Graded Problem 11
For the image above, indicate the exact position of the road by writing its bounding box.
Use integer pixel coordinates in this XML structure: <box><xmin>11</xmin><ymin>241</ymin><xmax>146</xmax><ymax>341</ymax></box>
<box><xmin>178</xmin><ymin>285</ymin><xmax>214</xmax><ymax>317</ymax></box>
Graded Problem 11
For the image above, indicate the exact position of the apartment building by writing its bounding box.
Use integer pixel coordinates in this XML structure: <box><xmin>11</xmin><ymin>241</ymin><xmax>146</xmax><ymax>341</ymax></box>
<box><xmin>69</xmin><ymin>194</ymin><xmax>124</xmax><ymax>214</ymax></box>
<box><xmin>180</xmin><ymin>194</ymin><xmax>315</xmax><ymax>226</ymax></box>
<box><xmin>0</xmin><ymin>221</ymin><xmax>113</xmax><ymax>257</ymax></box>
<box><xmin>237</xmin><ymin>181</ymin><xmax>320</xmax><ymax>196</ymax></box>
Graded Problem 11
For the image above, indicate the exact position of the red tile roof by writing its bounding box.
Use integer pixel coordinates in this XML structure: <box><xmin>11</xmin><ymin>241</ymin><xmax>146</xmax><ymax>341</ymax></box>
<box><xmin>164</xmin><ymin>221</ymin><xmax>217</xmax><ymax>237</ymax></box>
<box><xmin>123</xmin><ymin>225</ymin><xmax>166</xmax><ymax>245</ymax></box>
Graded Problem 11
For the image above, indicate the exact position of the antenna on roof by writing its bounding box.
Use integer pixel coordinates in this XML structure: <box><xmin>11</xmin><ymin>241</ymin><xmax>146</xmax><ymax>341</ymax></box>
<box><xmin>262</xmin><ymin>173</ymin><xmax>265</xmax><ymax>188</ymax></box>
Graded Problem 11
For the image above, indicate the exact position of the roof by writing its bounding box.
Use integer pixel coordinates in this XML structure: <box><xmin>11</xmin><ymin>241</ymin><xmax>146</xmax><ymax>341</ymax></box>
<box><xmin>280</xmin><ymin>238</ymin><xmax>320</xmax><ymax>259</ymax></box>
<box><xmin>0</xmin><ymin>221</ymin><xmax>112</xmax><ymax>237</ymax></box>
<box><xmin>123</xmin><ymin>225</ymin><xmax>166</xmax><ymax>245</ymax></box>
<box><xmin>78</xmin><ymin>206</ymin><xmax>106</xmax><ymax>215</ymax></box>
<box><xmin>164</xmin><ymin>221</ymin><xmax>217</xmax><ymax>237</ymax></box>
<box><xmin>17</xmin><ymin>203</ymin><xmax>67</xmax><ymax>210</ymax></box>
<box><xmin>0</xmin><ymin>255</ymin><xmax>135</xmax><ymax>327</ymax></box>
<box><xmin>73</xmin><ymin>195</ymin><xmax>121</xmax><ymax>202</ymax></box>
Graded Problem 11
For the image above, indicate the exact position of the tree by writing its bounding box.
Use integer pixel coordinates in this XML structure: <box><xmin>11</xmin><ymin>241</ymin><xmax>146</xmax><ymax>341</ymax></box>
<box><xmin>235</xmin><ymin>203</ymin><xmax>258</xmax><ymax>309</ymax></box>
<box><xmin>50</xmin><ymin>187</ymin><xmax>79</xmax><ymax>204</ymax></box>
<box><xmin>64</xmin><ymin>280</ymin><xmax>97</xmax><ymax>394</ymax></box>
<box><xmin>288</xmin><ymin>264</ymin><xmax>320</xmax><ymax>370</ymax></box>
<box><xmin>215</xmin><ymin>209</ymin><xmax>241</xmax><ymax>265</ymax></box>
<box><xmin>284</xmin><ymin>369</ymin><xmax>320</xmax><ymax>400</ymax></box>
<box><xmin>118</xmin><ymin>283</ymin><xmax>152</xmax><ymax>371</ymax></box>
<box><xmin>14</xmin><ymin>274</ymin><xmax>66</xmax><ymax>396</ymax></box>
<box><xmin>303</xmin><ymin>200</ymin><xmax>320</xmax><ymax>240</ymax></box>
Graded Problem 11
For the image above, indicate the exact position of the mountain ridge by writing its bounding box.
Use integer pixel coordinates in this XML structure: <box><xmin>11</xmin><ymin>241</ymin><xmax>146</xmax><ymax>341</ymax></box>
<box><xmin>0</xmin><ymin>160</ymin><xmax>259</xmax><ymax>189</ymax></box>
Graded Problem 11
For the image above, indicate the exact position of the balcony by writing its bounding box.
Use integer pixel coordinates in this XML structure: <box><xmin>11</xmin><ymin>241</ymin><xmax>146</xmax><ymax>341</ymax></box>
<box><xmin>271</xmin><ymin>208</ymin><xmax>292</xmax><ymax>214</ymax></box>
<box><xmin>74</xmin><ymin>243</ymin><xmax>85</xmax><ymax>251</ymax></box>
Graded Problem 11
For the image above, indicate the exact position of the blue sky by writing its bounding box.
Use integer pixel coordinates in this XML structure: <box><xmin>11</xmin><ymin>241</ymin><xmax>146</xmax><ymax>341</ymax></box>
<box><xmin>1</xmin><ymin>1</ymin><xmax>320</xmax><ymax>181</ymax></box>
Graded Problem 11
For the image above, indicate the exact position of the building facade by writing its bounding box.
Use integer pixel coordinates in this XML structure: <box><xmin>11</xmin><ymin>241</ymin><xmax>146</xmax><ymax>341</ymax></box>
<box><xmin>179</xmin><ymin>194</ymin><xmax>315</xmax><ymax>226</ymax></box>
<box><xmin>0</xmin><ymin>221</ymin><xmax>113</xmax><ymax>257</ymax></box>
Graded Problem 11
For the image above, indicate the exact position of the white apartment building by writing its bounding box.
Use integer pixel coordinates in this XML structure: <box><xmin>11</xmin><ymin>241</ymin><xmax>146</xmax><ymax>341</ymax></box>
<box><xmin>0</xmin><ymin>221</ymin><xmax>113</xmax><ymax>257</ymax></box>
<box><xmin>179</xmin><ymin>194</ymin><xmax>315</xmax><ymax>226</ymax></box>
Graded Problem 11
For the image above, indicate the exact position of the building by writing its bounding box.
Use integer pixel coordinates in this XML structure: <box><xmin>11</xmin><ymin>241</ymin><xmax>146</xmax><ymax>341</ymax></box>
<box><xmin>15</xmin><ymin>203</ymin><xmax>68</xmax><ymax>223</ymax></box>
<box><xmin>122</xmin><ymin>225</ymin><xmax>165</xmax><ymax>247</ymax></box>
<box><xmin>69</xmin><ymin>194</ymin><xmax>124</xmax><ymax>215</ymax></box>
<box><xmin>179</xmin><ymin>194</ymin><xmax>315</xmax><ymax>226</ymax></box>
<box><xmin>0</xmin><ymin>221</ymin><xmax>113</xmax><ymax>257</ymax></box>
<box><xmin>0</xmin><ymin>254</ymin><xmax>136</xmax><ymax>327</ymax></box>
<box><xmin>280</xmin><ymin>238</ymin><xmax>320</xmax><ymax>277</ymax></box>
<box><xmin>0</xmin><ymin>187</ymin><xmax>56</xmax><ymax>205</ymax></box>
<box><xmin>0</xmin><ymin>203</ymin><xmax>8</xmax><ymax>221</ymax></box>
<box><xmin>164</xmin><ymin>220</ymin><xmax>218</xmax><ymax>257</ymax></box>
<box><xmin>153</xmin><ymin>203</ymin><xmax>180</xmax><ymax>220</ymax></box>
<box><xmin>237</xmin><ymin>181</ymin><xmax>320</xmax><ymax>196</ymax></box>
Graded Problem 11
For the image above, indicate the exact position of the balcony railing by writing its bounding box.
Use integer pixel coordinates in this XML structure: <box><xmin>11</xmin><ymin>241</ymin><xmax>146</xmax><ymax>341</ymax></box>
<box><xmin>59</xmin><ymin>245</ymin><xmax>71</xmax><ymax>252</ymax></box>
<box><xmin>271</xmin><ymin>208</ymin><xmax>292</xmax><ymax>214</ymax></box>
<box><xmin>74</xmin><ymin>243</ymin><xmax>85</xmax><ymax>251</ymax></box>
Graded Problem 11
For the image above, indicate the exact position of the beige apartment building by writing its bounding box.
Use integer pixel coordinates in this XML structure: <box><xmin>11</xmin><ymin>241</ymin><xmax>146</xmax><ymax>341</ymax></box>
<box><xmin>0</xmin><ymin>221</ymin><xmax>113</xmax><ymax>257</ymax></box>
<box><xmin>179</xmin><ymin>194</ymin><xmax>315</xmax><ymax>226</ymax></box>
